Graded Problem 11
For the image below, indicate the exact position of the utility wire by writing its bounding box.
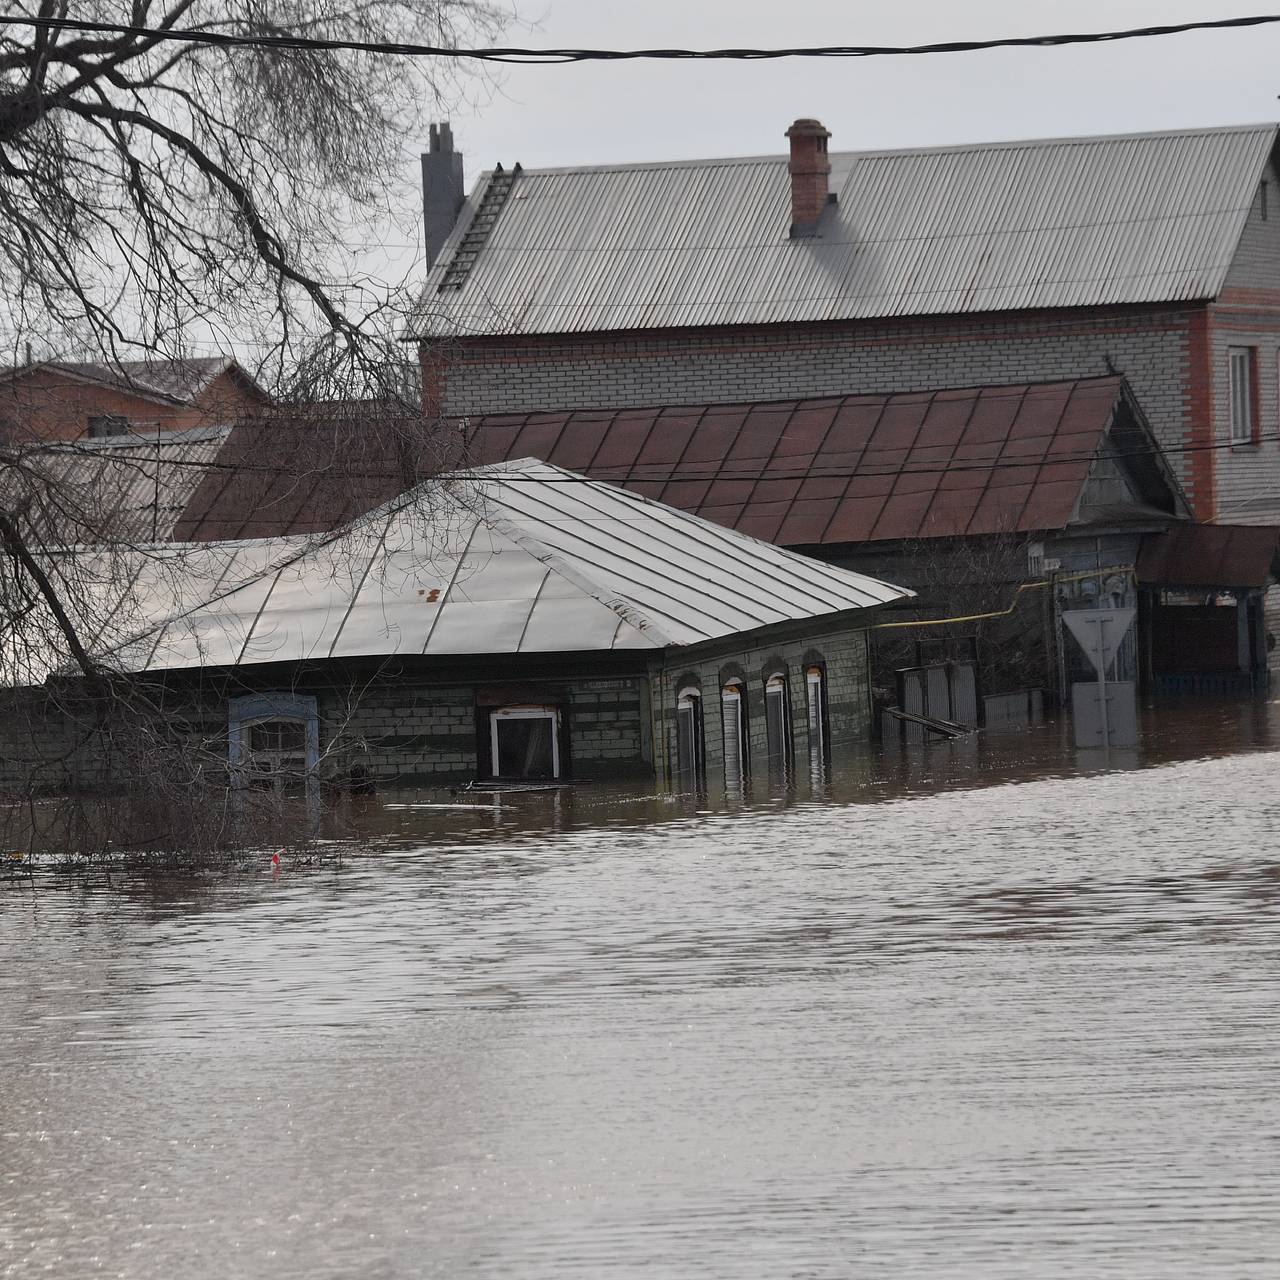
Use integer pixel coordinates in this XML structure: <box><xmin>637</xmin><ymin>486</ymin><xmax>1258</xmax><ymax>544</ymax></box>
<box><xmin>1</xmin><ymin>12</ymin><xmax>1279</xmax><ymax>64</ymax></box>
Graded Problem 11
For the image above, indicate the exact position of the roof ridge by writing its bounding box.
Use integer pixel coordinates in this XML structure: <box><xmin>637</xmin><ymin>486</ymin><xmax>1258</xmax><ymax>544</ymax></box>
<box><xmin>481</xmin><ymin>121</ymin><xmax>1279</xmax><ymax>179</ymax></box>
<box><xmin>466</xmin><ymin>375</ymin><xmax>1126</xmax><ymax>424</ymax></box>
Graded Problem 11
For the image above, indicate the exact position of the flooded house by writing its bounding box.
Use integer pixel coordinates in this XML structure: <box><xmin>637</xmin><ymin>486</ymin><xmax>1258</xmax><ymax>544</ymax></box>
<box><xmin>0</xmin><ymin>460</ymin><xmax>910</xmax><ymax>795</ymax></box>
<box><xmin>410</xmin><ymin>117</ymin><xmax>1280</xmax><ymax>704</ymax></box>
<box><xmin>413</xmin><ymin>117</ymin><xmax>1280</xmax><ymax>529</ymax></box>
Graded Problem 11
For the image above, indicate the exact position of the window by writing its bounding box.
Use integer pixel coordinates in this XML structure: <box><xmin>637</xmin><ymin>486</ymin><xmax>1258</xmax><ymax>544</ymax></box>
<box><xmin>489</xmin><ymin>706</ymin><xmax>560</xmax><ymax>780</ymax></box>
<box><xmin>805</xmin><ymin>667</ymin><xmax>829</xmax><ymax>778</ymax></box>
<box><xmin>1229</xmin><ymin>347</ymin><xmax>1258</xmax><ymax>444</ymax></box>
<box><xmin>721</xmin><ymin>682</ymin><xmax>749</xmax><ymax>792</ymax></box>
<box><xmin>764</xmin><ymin>673</ymin><xmax>792</xmax><ymax>782</ymax></box>
<box><xmin>86</xmin><ymin>413</ymin><xmax>129</xmax><ymax>438</ymax></box>
<box><xmin>228</xmin><ymin>693</ymin><xmax>319</xmax><ymax>791</ymax></box>
<box><xmin>675</xmin><ymin>688</ymin><xmax>705</xmax><ymax>792</ymax></box>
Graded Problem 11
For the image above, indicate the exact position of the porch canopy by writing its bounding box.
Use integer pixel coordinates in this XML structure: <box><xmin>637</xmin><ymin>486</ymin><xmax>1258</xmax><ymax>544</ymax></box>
<box><xmin>1136</xmin><ymin>524</ymin><xmax>1280</xmax><ymax>590</ymax></box>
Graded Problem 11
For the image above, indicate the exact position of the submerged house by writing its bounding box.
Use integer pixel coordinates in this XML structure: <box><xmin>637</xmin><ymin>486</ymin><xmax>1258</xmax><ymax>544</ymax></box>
<box><xmin>410</xmin><ymin>117</ymin><xmax>1280</xmax><ymax>698</ymax></box>
<box><xmin>0</xmin><ymin>461</ymin><xmax>909</xmax><ymax>794</ymax></box>
<box><xmin>466</xmin><ymin>376</ymin><xmax>1277</xmax><ymax>699</ymax></box>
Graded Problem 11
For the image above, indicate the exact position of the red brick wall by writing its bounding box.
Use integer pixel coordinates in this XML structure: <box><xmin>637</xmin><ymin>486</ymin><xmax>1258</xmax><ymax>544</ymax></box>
<box><xmin>0</xmin><ymin>369</ymin><xmax>263</xmax><ymax>442</ymax></box>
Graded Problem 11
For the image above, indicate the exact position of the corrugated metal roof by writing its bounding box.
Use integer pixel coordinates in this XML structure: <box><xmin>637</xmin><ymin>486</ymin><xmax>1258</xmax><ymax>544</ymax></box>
<box><xmin>0</xmin><ymin>358</ymin><xmax>257</xmax><ymax>405</ymax></box>
<box><xmin>471</xmin><ymin>377</ymin><xmax>1185</xmax><ymax>543</ymax></box>
<box><xmin>173</xmin><ymin>412</ymin><xmax>462</xmax><ymax>542</ymax></box>
<box><xmin>84</xmin><ymin>459</ymin><xmax>907</xmax><ymax>675</ymax></box>
<box><xmin>4</xmin><ymin>427</ymin><xmax>230</xmax><ymax>544</ymax></box>
<box><xmin>409</xmin><ymin>123</ymin><xmax>1278</xmax><ymax>337</ymax></box>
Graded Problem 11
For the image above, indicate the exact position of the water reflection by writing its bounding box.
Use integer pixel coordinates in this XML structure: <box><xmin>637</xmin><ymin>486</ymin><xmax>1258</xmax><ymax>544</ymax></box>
<box><xmin>3</xmin><ymin>699</ymin><xmax>1280</xmax><ymax>1277</ymax></box>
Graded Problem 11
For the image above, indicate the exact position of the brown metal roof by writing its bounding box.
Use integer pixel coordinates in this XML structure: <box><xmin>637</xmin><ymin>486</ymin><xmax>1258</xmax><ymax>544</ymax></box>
<box><xmin>470</xmin><ymin>377</ymin><xmax>1135</xmax><ymax>545</ymax></box>
<box><xmin>1136</xmin><ymin>524</ymin><xmax>1280</xmax><ymax>589</ymax></box>
<box><xmin>173</xmin><ymin>407</ymin><xmax>459</xmax><ymax>542</ymax></box>
<box><xmin>0</xmin><ymin>357</ymin><xmax>265</xmax><ymax>406</ymax></box>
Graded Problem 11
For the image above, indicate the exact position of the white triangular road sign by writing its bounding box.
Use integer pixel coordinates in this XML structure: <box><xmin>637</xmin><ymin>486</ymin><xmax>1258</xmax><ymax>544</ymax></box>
<box><xmin>1062</xmin><ymin>608</ymin><xmax>1136</xmax><ymax>676</ymax></box>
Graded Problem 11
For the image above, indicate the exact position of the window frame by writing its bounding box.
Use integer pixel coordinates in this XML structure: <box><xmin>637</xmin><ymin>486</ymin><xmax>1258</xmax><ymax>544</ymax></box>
<box><xmin>228</xmin><ymin>693</ymin><xmax>319</xmax><ymax>790</ymax></box>
<box><xmin>675</xmin><ymin>687</ymin><xmax>706</xmax><ymax>792</ymax></box>
<box><xmin>1228</xmin><ymin>346</ymin><xmax>1259</xmax><ymax>445</ymax></box>
<box><xmin>489</xmin><ymin>704</ymin><xmax>561</xmax><ymax>780</ymax></box>
<box><xmin>805</xmin><ymin>666</ymin><xmax>829</xmax><ymax>771</ymax></box>
<box><xmin>86</xmin><ymin>413</ymin><xmax>129</xmax><ymax>439</ymax></box>
<box><xmin>720</xmin><ymin>680</ymin><xmax>749</xmax><ymax>790</ymax></box>
<box><xmin>763</xmin><ymin>672</ymin><xmax>793</xmax><ymax>778</ymax></box>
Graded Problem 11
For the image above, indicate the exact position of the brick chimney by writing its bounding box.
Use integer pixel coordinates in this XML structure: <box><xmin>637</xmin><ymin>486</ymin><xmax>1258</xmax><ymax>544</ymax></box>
<box><xmin>786</xmin><ymin>118</ymin><xmax>833</xmax><ymax>238</ymax></box>
<box><xmin>421</xmin><ymin>122</ymin><xmax>465</xmax><ymax>267</ymax></box>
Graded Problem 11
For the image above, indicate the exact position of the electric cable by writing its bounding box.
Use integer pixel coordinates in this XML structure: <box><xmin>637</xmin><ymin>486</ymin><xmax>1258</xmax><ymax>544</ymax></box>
<box><xmin>1</xmin><ymin>12</ymin><xmax>1278</xmax><ymax>64</ymax></box>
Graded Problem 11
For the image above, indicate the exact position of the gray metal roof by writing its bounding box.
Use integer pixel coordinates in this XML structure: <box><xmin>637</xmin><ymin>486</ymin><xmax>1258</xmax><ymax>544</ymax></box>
<box><xmin>80</xmin><ymin>459</ymin><xmax>908</xmax><ymax>675</ymax></box>
<box><xmin>0</xmin><ymin>357</ymin><xmax>254</xmax><ymax>405</ymax></box>
<box><xmin>3</xmin><ymin>426</ymin><xmax>230</xmax><ymax>545</ymax></box>
<box><xmin>410</xmin><ymin>123</ymin><xmax>1278</xmax><ymax>338</ymax></box>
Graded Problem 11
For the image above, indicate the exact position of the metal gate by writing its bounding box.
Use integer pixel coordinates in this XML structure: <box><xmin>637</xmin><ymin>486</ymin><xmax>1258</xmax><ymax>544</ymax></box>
<box><xmin>897</xmin><ymin>661</ymin><xmax>980</xmax><ymax>733</ymax></box>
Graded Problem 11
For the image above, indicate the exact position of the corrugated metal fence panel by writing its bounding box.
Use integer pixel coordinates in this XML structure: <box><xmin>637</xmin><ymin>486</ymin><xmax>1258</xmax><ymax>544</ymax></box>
<box><xmin>901</xmin><ymin>670</ymin><xmax>926</xmax><ymax>745</ymax></box>
<box><xmin>950</xmin><ymin>664</ymin><xmax>979</xmax><ymax>729</ymax></box>
<box><xmin>926</xmin><ymin>666</ymin><xmax>953</xmax><ymax>722</ymax></box>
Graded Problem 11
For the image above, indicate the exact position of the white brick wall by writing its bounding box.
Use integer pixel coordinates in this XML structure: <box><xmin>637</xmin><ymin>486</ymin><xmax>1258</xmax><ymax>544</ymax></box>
<box><xmin>446</xmin><ymin>307</ymin><xmax>1197</xmax><ymax>493</ymax></box>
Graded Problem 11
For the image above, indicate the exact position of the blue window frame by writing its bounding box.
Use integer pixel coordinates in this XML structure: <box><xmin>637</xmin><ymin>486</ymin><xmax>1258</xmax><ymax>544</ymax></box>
<box><xmin>228</xmin><ymin>693</ymin><xmax>319</xmax><ymax>791</ymax></box>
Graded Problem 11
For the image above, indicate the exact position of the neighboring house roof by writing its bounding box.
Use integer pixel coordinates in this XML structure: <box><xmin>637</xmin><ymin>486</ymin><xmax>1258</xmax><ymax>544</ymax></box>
<box><xmin>0</xmin><ymin>356</ymin><xmax>265</xmax><ymax>406</ymax></box>
<box><xmin>1136</xmin><ymin>524</ymin><xmax>1280</xmax><ymax>589</ymax></box>
<box><xmin>85</xmin><ymin>459</ymin><xmax>908</xmax><ymax>675</ymax></box>
<box><xmin>173</xmin><ymin>410</ymin><xmax>456</xmax><ymax>542</ymax></box>
<box><xmin>470</xmin><ymin>377</ymin><xmax>1186</xmax><ymax>545</ymax></box>
<box><xmin>410</xmin><ymin>122</ymin><xmax>1278</xmax><ymax>338</ymax></box>
<box><xmin>3</xmin><ymin>426</ymin><xmax>230</xmax><ymax>544</ymax></box>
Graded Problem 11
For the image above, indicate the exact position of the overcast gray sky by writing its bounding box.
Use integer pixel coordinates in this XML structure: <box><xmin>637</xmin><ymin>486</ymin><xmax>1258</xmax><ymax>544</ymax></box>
<box><xmin>237</xmin><ymin>2</ymin><xmax>1280</xmax><ymax>357</ymax></box>
<box><xmin>451</xmin><ymin>0</ymin><xmax>1280</xmax><ymax>168</ymax></box>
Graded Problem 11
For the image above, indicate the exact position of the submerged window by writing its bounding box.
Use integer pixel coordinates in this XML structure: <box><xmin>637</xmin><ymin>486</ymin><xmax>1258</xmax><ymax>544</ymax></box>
<box><xmin>490</xmin><ymin>706</ymin><xmax>560</xmax><ymax>780</ymax></box>
<box><xmin>805</xmin><ymin>666</ymin><xmax>829</xmax><ymax>776</ymax></box>
<box><xmin>764</xmin><ymin>673</ymin><xmax>792</xmax><ymax>781</ymax></box>
<box><xmin>721</xmin><ymin>682</ymin><xmax>749</xmax><ymax>791</ymax></box>
<box><xmin>229</xmin><ymin>693</ymin><xmax>319</xmax><ymax>791</ymax></box>
<box><xmin>675</xmin><ymin>688</ymin><xmax>705</xmax><ymax>792</ymax></box>
<box><xmin>1229</xmin><ymin>347</ymin><xmax>1257</xmax><ymax>443</ymax></box>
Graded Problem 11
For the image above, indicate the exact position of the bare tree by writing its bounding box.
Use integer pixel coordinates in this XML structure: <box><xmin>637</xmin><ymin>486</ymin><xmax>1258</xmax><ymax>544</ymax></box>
<box><xmin>866</xmin><ymin>531</ymin><xmax>1053</xmax><ymax>714</ymax></box>
<box><xmin>0</xmin><ymin>1</ymin><xmax>507</xmax><ymax>369</ymax></box>
<box><xmin>0</xmin><ymin>3</ymin><xmax>506</xmax><ymax>864</ymax></box>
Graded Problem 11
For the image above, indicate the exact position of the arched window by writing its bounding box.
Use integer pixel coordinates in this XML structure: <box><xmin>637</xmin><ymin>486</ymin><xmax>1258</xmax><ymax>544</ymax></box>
<box><xmin>721</xmin><ymin>681</ymin><xmax>749</xmax><ymax>791</ymax></box>
<box><xmin>675</xmin><ymin>688</ymin><xmax>705</xmax><ymax>792</ymax></box>
<box><xmin>764</xmin><ymin>672</ymin><xmax>792</xmax><ymax>782</ymax></box>
<box><xmin>805</xmin><ymin>666</ymin><xmax>829</xmax><ymax>779</ymax></box>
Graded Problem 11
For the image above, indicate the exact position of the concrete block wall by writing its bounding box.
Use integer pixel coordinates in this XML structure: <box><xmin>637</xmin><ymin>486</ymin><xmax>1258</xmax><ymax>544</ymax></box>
<box><xmin>650</xmin><ymin>624</ymin><xmax>871</xmax><ymax>788</ymax></box>
<box><xmin>317</xmin><ymin>683</ymin><xmax>477</xmax><ymax>782</ymax></box>
<box><xmin>0</xmin><ymin>687</ymin><xmax>226</xmax><ymax>793</ymax></box>
<box><xmin>315</xmin><ymin>677</ymin><xmax>650</xmax><ymax>783</ymax></box>
<box><xmin>564</xmin><ymin>680</ymin><xmax>650</xmax><ymax>777</ymax></box>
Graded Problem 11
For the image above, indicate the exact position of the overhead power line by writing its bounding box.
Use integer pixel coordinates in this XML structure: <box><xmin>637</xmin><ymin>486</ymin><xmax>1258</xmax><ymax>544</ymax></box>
<box><xmin>1</xmin><ymin>12</ymin><xmax>1280</xmax><ymax>64</ymax></box>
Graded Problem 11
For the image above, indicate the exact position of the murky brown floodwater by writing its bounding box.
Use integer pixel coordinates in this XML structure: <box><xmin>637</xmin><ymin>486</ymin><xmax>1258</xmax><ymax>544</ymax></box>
<box><xmin>3</xmin><ymin>700</ymin><xmax>1280</xmax><ymax>1278</ymax></box>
